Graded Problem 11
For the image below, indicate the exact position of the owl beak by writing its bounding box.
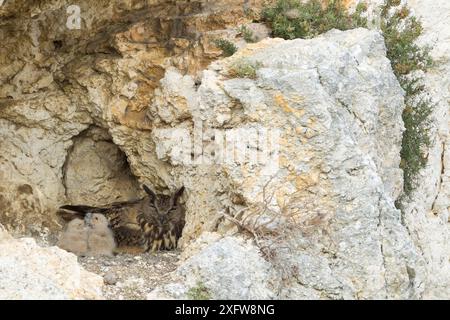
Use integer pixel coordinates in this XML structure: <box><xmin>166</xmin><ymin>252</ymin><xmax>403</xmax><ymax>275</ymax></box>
<box><xmin>84</xmin><ymin>212</ymin><xmax>93</xmax><ymax>227</ymax></box>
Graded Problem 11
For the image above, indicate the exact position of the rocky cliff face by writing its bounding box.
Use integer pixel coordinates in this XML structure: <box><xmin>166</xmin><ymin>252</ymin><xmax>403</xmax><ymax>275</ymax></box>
<box><xmin>0</xmin><ymin>0</ymin><xmax>448</xmax><ymax>299</ymax></box>
<box><xmin>352</xmin><ymin>0</ymin><xmax>450</xmax><ymax>299</ymax></box>
<box><xmin>0</xmin><ymin>0</ymin><xmax>263</xmax><ymax>234</ymax></box>
<box><xmin>146</xmin><ymin>28</ymin><xmax>426</xmax><ymax>299</ymax></box>
<box><xmin>397</xmin><ymin>0</ymin><xmax>450</xmax><ymax>299</ymax></box>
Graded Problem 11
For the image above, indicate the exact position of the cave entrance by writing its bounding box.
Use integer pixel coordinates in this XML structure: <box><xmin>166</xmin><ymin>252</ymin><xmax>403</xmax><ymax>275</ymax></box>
<box><xmin>63</xmin><ymin>126</ymin><xmax>141</xmax><ymax>205</ymax></box>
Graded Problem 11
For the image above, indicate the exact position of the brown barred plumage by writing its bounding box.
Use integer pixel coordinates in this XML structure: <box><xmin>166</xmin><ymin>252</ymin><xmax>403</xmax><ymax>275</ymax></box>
<box><xmin>58</xmin><ymin>185</ymin><xmax>185</xmax><ymax>253</ymax></box>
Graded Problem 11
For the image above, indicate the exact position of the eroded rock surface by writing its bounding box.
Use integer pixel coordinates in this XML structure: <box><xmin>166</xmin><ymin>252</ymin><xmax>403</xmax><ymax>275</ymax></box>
<box><xmin>0</xmin><ymin>0</ymin><xmax>263</xmax><ymax>235</ymax></box>
<box><xmin>397</xmin><ymin>0</ymin><xmax>450</xmax><ymax>299</ymax></box>
<box><xmin>0</xmin><ymin>225</ymin><xmax>104</xmax><ymax>300</ymax></box>
<box><xmin>148</xmin><ymin>28</ymin><xmax>431</xmax><ymax>300</ymax></box>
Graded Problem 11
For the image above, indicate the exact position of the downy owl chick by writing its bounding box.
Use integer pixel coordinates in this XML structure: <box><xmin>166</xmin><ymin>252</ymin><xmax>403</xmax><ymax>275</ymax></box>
<box><xmin>85</xmin><ymin>213</ymin><xmax>116</xmax><ymax>257</ymax></box>
<box><xmin>57</xmin><ymin>218</ymin><xmax>89</xmax><ymax>256</ymax></box>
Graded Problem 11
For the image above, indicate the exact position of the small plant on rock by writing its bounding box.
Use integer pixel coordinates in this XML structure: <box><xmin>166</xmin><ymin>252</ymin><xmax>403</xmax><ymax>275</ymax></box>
<box><xmin>380</xmin><ymin>0</ymin><xmax>434</xmax><ymax>194</ymax></box>
<box><xmin>228</xmin><ymin>58</ymin><xmax>263</xmax><ymax>79</ymax></box>
<box><xmin>213</xmin><ymin>38</ymin><xmax>238</xmax><ymax>57</ymax></box>
<box><xmin>239</xmin><ymin>25</ymin><xmax>257</xmax><ymax>43</ymax></box>
<box><xmin>187</xmin><ymin>282</ymin><xmax>211</xmax><ymax>300</ymax></box>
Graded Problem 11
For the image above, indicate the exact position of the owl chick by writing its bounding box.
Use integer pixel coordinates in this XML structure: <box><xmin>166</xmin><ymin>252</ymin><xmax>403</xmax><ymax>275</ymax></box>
<box><xmin>85</xmin><ymin>213</ymin><xmax>116</xmax><ymax>257</ymax></box>
<box><xmin>57</xmin><ymin>218</ymin><xmax>89</xmax><ymax>256</ymax></box>
<box><xmin>57</xmin><ymin>214</ymin><xmax>116</xmax><ymax>257</ymax></box>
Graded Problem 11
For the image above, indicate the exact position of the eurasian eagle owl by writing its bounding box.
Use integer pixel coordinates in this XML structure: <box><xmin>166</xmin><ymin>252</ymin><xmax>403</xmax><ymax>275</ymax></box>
<box><xmin>58</xmin><ymin>185</ymin><xmax>185</xmax><ymax>253</ymax></box>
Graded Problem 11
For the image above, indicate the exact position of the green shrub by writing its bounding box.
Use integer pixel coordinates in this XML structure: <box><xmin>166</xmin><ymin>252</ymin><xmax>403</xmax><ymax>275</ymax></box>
<box><xmin>213</xmin><ymin>38</ymin><xmax>238</xmax><ymax>57</ymax></box>
<box><xmin>186</xmin><ymin>282</ymin><xmax>211</xmax><ymax>300</ymax></box>
<box><xmin>239</xmin><ymin>25</ymin><xmax>257</xmax><ymax>43</ymax></box>
<box><xmin>261</xmin><ymin>0</ymin><xmax>434</xmax><ymax>194</ymax></box>
<box><xmin>381</xmin><ymin>2</ymin><xmax>433</xmax><ymax>76</ymax></box>
<box><xmin>228</xmin><ymin>58</ymin><xmax>263</xmax><ymax>79</ymax></box>
<box><xmin>380</xmin><ymin>0</ymin><xmax>434</xmax><ymax>194</ymax></box>
<box><xmin>262</xmin><ymin>0</ymin><xmax>368</xmax><ymax>40</ymax></box>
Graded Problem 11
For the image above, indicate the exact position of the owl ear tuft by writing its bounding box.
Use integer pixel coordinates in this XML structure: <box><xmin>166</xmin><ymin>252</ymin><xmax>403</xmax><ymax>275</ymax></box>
<box><xmin>173</xmin><ymin>186</ymin><xmax>185</xmax><ymax>204</ymax></box>
<box><xmin>143</xmin><ymin>185</ymin><xmax>157</xmax><ymax>200</ymax></box>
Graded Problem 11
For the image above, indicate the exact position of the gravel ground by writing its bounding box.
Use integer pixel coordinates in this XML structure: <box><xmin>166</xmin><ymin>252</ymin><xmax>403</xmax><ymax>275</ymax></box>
<box><xmin>79</xmin><ymin>251</ymin><xmax>180</xmax><ymax>300</ymax></box>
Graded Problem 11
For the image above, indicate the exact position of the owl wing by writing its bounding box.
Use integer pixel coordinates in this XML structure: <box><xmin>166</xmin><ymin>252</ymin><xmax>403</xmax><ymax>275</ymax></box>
<box><xmin>102</xmin><ymin>203</ymin><xmax>147</xmax><ymax>249</ymax></box>
<box><xmin>112</xmin><ymin>223</ymin><xmax>145</xmax><ymax>248</ymax></box>
<box><xmin>58</xmin><ymin>199</ymin><xmax>143</xmax><ymax>220</ymax></box>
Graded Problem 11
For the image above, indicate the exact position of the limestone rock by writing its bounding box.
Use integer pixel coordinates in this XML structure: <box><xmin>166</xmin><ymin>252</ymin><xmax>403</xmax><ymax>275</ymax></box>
<box><xmin>0</xmin><ymin>0</ymin><xmax>264</xmax><ymax>234</ymax></box>
<box><xmin>147</xmin><ymin>28</ymin><xmax>430</xmax><ymax>299</ymax></box>
<box><xmin>64</xmin><ymin>127</ymin><xmax>141</xmax><ymax>205</ymax></box>
<box><xmin>396</xmin><ymin>0</ymin><xmax>450</xmax><ymax>300</ymax></box>
<box><xmin>348</xmin><ymin>0</ymin><xmax>450</xmax><ymax>300</ymax></box>
<box><xmin>0</xmin><ymin>226</ymin><xmax>104</xmax><ymax>300</ymax></box>
<box><xmin>149</xmin><ymin>235</ymin><xmax>279</xmax><ymax>300</ymax></box>
<box><xmin>103</xmin><ymin>272</ymin><xmax>118</xmax><ymax>286</ymax></box>
<box><xmin>179</xmin><ymin>236</ymin><xmax>278</xmax><ymax>300</ymax></box>
<box><xmin>147</xmin><ymin>283</ymin><xmax>189</xmax><ymax>300</ymax></box>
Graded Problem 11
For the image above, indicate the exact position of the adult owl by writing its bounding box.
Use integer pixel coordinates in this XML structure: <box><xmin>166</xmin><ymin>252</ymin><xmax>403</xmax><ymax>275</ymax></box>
<box><xmin>58</xmin><ymin>185</ymin><xmax>185</xmax><ymax>253</ymax></box>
